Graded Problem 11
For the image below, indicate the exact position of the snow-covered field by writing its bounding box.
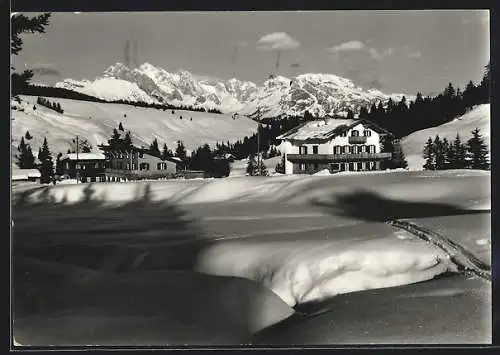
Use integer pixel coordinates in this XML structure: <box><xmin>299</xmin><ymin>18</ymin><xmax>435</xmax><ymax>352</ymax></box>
<box><xmin>13</xmin><ymin>170</ymin><xmax>490</xmax><ymax>314</ymax></box>
<box><xmin>402</xmin><ymin>104</ymin><xmax>490</xmax><ymax>170</ymax></box>
<box><xmin>11</xmin><ymin>95</ymin><xmax>258</xmax><ymax>158</ymax></box>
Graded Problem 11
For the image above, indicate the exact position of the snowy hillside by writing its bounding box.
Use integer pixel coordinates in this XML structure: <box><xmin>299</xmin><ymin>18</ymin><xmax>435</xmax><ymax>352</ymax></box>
<box><xmin>402</xmin><ymin>104</ymin><xmax>490</xmax><ymax>170</ymax></box>
<box><xmin>55</xmin><ymin>62</ymin><xmax>411</xmax><ymax>119</ymax></box>
<box><xmin>11</xmin><ymin>95</ymin><xmax>258</xmax><ymax>159</ymax></box>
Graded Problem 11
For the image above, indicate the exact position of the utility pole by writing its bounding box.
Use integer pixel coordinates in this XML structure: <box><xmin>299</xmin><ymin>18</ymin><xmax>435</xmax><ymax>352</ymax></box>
<box><xmin>75</xmin><ymin>135</ymin><xmax>79</xmax><ymax>184</ymax></box>
<box><xmin>257</xmin><ymin>121</ymin><xmax>261</xmax><ymax>176</ymax></box>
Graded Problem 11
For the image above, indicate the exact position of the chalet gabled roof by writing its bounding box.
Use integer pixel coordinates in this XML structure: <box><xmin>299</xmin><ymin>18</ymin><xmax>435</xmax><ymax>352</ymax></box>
<box><xmin>98</xmin><ymin>144</ymin><xmax>180</xmax><ymax>164</ymax></box>
<box><xmin>62</xmin><ymin>152</ymin><xmax>106</xmax><ymax>161</ymax></box>
<box><xmin>276</xmin><ymin>118</ymin><xmax>391</xmax><ymax>141</ymax></box>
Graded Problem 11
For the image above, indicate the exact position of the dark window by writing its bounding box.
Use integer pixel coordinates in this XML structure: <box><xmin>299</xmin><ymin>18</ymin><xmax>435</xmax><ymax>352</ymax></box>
<box><xmin>357</xmin><ymin>162</ymin><xmax>363</xmax><ymax>170</ymax></box>
<box><xmin>352</xmin><ymin>146</ymin><xmax>358</xmax><ymax>154</ymax></box>
<box><xmin>313</xmin><ymin>146</ymin><xmax>319</xmax><ymax>154</ymax></box>
<box><xmin>300</xmin><ymin>146</ymin><xmax>308</xmax><ymax>154</ymax></box>
<box><xmin>351</xmin><ymin>130</ymin><xmax>359</xmax><ymax>137</ymax></box>
<box><xmin>331</xmin><ymin>163</ymin><xmax>340</xmax><ymax>171</ymax></box>
<box><xmin>140</xmin><ymin>163</ymin><xmax>149</xmax><ymax>171</ymax></box>
<box><xmin>299</xmin><ymin>163</ymin><xmax>307</xmax><ymax>171</ymax></box>
<box><xmin>364</xmin><ymin>130</ymin><xmax>372</xmax><ymax>137</ymax></box>
<box><xmin>342</xmin><ymin>146</ymin><xmax>349</xmax><ymax>154</ymax></box>
<box><xmin>340</xmin><ymin>131</ymin><xmax>347</xmax><ymax>137</ymax></box>
<box><xmin>369</xmin><ymin>145</ymin><xmax>376</xmax><ymax>153</ymax></box>
<box><xmin>139</xmin><ymin>152</ymin><xmax>144</xmax><ymax>158</ymax></box>
<box><xmin>349</xmin><ymin>162</ymin><xmax>355</xmax><ymax>171</ymax></box>
<box><xmin>313</xmin><ymin>163</ymin><xmax>319</xmax><ymax>171</ymax></box>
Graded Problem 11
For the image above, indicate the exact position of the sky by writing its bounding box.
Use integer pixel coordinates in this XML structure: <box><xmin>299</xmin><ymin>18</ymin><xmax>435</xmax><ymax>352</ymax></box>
<box><xmin>12</xmin><ymin>10</ymin><xmax>490</xmax><ymax>96</ymax></box>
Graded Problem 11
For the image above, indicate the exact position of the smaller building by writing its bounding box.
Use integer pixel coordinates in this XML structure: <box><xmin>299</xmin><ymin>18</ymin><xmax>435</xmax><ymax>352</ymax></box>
<box><xmin>60</xmin><ymin>152</ymin><xmax>107</xmax><ymax>182</ymax></box>
<box><xmin>12</xmin><ymin>168</ymin><xmax>41</xmax><ymax>183</ymax></box>
<box><xmin>99</xmin><ymin>145</ymin><xmax>179</xmax><ymax>181</ymax></box>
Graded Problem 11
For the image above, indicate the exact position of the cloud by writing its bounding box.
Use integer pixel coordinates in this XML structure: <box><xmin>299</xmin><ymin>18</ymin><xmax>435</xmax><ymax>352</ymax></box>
<box><xmin>408</xmin><ymin>52</ymin><xmax>422</xmax><ymax>59</ymax></box>
<box><xmin>256</xmin><ymin>32</ymin><xmax>300</xmax><ymax>51</ymax></box>
<box><xmin>230</xmin><ymin>40</ymin><xmax>249</xmax><ymax>48</ymax></box>
<box><xmin>368</xmin><ymin>47</ymin><xmax>394</xmax><ymax>61</ymax></box>
<box><xmin>327</xmin><ymin>40</ymin><xmax>365</xmax><ymax>53</ymax></box>
<box><xmin>26</xmin><ymin>63</ymin><xmax>61</xmax><ymax>76</ymax></box>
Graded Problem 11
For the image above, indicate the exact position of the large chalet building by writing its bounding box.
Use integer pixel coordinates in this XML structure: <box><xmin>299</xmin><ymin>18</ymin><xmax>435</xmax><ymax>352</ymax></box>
<box><xmin>277</xmin><ymin>118</ymin><xmax>392</xmax><ymax>174</ymax></box>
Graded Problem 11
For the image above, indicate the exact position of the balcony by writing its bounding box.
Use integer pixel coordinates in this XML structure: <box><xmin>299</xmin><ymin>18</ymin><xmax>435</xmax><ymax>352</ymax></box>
<box><xmin>105</xmin><ymin>168</ymin><xmax>174</xmax><ymax>180</ymax></box>
<box><xmin>348</xmin><ymin>136</ymin><xmax>367</xmax><ymax>144</ymax></box>
<box><xmin>286</xmin><ymin>152</ymin><xmax>392</xmax><ymax>162</ymax></box>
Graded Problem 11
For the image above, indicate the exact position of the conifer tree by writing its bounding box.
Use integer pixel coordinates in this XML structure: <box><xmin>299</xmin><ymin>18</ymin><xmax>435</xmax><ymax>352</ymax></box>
<box><xmin>462</xmin><ymin>80</ymin><xmax>477</xmax><ymax>109</ymax></box>
<box><xmin>25</xmin><ymin>130</ymin><xmax>32</xmax><ymax>140</ymax></box>
<box><xmin>346</xmin><ymin>109</ymin><xmax>355</xmax><ymax>119</ymax></box>
<box><xmin>434</xmin><ymin>135</ymin><xmax>446</xmax><ymax>170</ymax></box>
<box><xmin>123</xmin><ymin>131</ymin><xmax>133</xmax><ymax>148</ymax></box>
<box><xmin>275</xmin><ymin>154</ymin><xmax>285</xmax><ymax>174</ymax></box>
<box><xmin>37</xmin><ymin>137</ymin><xmax>54</xmax><ymax>183</ymax></box>
<box><xmin>423</xmin><ymin>137</ymin><xmax>435</xmax><ymax>170</ymax></box>
<box><xmin>16</xmin><ymin>137</ymin><xmax>36</xmax><ymax>169</ymax></box>
<box><xmin>161</xmin><ymin>143</ymin><xmax>173</xmax><ymax>160</ymax></box>
<box><xmin>55</xmin><ymin>152</ymin><xmax>64</xmax><ymax>176</ymax></box>
<box><xmin>175</xmin><ymin>141</ymin><xmax>188</xmax><ymax>168</ymax></box>
<box><xmin>108</xmin><ymin>129</ymin><xmax>122</xmax><ymax>149</ymax></box>
<box><xmin>11</xmin><ymin>13</ymin><xmax>51</xmax><ymax>95</ymax></box>
<box><xmin>246</xmin><ymin>155</ymin><xmax>258</xmax><ymax>176</ymax></box>
<box><xmin>442</xmin><ymin>138</ymin><xmax>450</xmax><ymax>169</ymax></box>
<box><xmin>149</xmin><ymin>138</ymin><xmax>161</xmax><ymax>156</ymax></box>
<box><xmin>118</xmin><ymin>122</ymin><xmax>124</xmax><ymax>131</ymax></box>
<box><xmin>359</xmin><ymin>106</ymin><xmax>369</xmax><ymax>119</ymax></box>
<box><xmin>467</xmin><ymin>128</ymin><xmax>490</xmax><ymax>170</ymax></box>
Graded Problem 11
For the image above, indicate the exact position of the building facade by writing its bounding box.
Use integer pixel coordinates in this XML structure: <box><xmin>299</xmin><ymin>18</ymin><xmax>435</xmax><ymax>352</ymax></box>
<box><xmin>99</xmin><ymin>145</ymin><xmax>178</xmax><ymax>181</ymax></box>
<box><xmin>12</xmin><ymin>168</ymin><xmax>41</xmax><ymax>183</ymax></box>
<box><xmin>277</xmin><ymin>118</ymin><xmax>392</xmax><ymax>175</ymax></box>
<box><xmin>60</xmin><ymin>153</ymin><xmax>107</xmax><ymax>182</ymax></box>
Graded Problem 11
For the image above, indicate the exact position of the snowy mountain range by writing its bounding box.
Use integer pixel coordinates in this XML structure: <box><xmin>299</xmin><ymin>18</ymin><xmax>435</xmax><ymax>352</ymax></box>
<box><xmin>55</xmin><ymin>62</ymin><xmax>411</xmax><ymax>119</ymax></box>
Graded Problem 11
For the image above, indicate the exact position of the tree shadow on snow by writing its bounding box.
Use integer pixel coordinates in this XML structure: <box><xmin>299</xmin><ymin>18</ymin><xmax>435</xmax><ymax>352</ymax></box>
<box><xmin>12</xmin><ymin>183</ymin><xmax>297</xmax><ymax>345</ymax></box>
<box><xmin>12</xmin><ymin>183</ymin><xmax>209</xmax><ymax>272</ymax></box>
<box><xmin>311</xmin><ymin>189</ymin><xmax>490</xmax><ymax>223</ymax></box>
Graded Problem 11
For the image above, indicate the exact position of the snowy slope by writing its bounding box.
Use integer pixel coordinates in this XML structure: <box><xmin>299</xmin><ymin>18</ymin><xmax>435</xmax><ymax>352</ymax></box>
<box><xmin>54</xmin><ymin>63</ymin><xmax>411</xmax><ymax>119</ymax></box>
<box><xmin>402</xmin><ymin>104</ymin><xmax>490</xmax><ymax>170</ymax></box>
<box><xmin>11</xmin><ymin>95</ymin><xmax>258</xmax><ymax>158</ymax></box>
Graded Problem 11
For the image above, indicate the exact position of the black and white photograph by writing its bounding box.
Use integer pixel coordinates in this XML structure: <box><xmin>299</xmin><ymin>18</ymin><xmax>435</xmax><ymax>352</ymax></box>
<box><xmin>11</xmin><ymin>9</ymin><xmax>491</xmax><ymax>347</ymax></box>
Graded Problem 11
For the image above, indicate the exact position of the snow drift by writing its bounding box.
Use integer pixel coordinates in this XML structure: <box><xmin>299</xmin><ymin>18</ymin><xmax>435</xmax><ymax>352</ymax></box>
<box><xmin>16</xmin><ymin>169</ymin><xmax>490</xmax><ymax>210</ymax></box>
<box><xmin>196</xmin><ymin>235</ymin><xmax>458</xmax><ymax>307</ymax></box>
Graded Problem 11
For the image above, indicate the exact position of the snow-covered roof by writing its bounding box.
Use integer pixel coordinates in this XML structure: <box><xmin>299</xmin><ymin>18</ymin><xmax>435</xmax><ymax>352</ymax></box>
<box><xmin>12</xmin><ymin>169</ymin><xmax>41</xmax><ymax>180</ymax></box>
<box><xmin>169</xmin><ymin>156</ymin><xmax>183</xmax><ymax>162</ymax></box>
<box><xmin>277</xmin><ymin>118</ymin><xmax>358</xmax><ymax>141</ymax></box>
<box><xmin>63</xmin><ymin>153</ymin><xmax>106</xmax><ymax>160</ymax></box>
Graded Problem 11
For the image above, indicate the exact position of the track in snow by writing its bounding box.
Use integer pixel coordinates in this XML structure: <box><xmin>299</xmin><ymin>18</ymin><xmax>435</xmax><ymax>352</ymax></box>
<box><xmin>388</xmin><ymin>219</ymin><xmax>491</xmax><ymax>281</ymax></box>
